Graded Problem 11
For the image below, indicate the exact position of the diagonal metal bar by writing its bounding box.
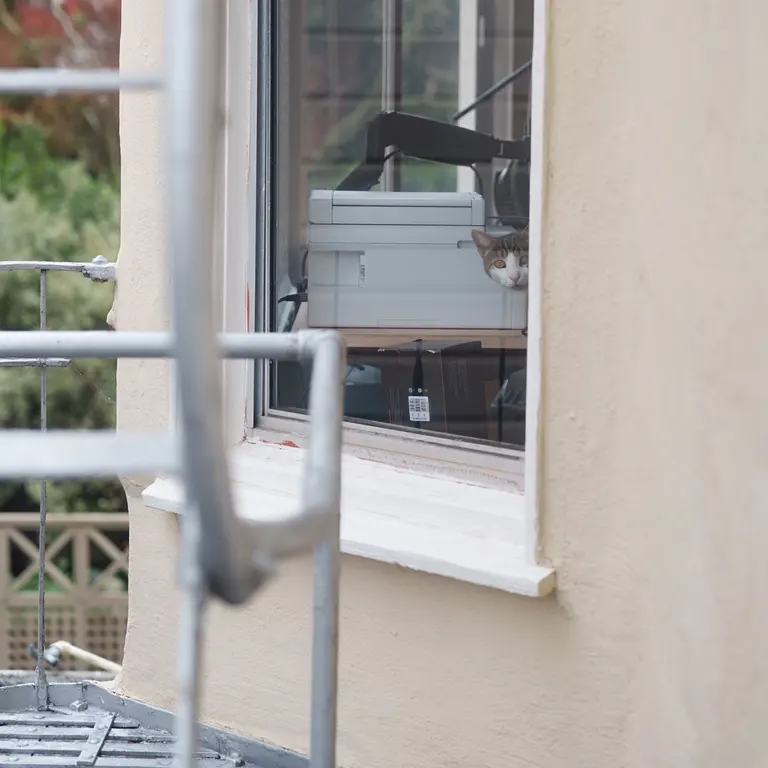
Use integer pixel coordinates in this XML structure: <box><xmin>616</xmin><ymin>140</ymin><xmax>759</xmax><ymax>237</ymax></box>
<box><xmin>75</xmin><ymin>712</ymin><xmax>115</xmax><ymax>766</ymax></box>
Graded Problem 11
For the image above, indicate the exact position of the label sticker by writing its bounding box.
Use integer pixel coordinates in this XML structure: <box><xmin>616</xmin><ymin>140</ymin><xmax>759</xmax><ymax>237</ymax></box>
<box><xmin>408</xmin><ymin>395</ymin><xmax>430</xmax><ymax>422</ymax></box>
<box><xmin>358</xmin><ymin>254</ymin><xmax>367</xmax><ymax>287</ymax></box>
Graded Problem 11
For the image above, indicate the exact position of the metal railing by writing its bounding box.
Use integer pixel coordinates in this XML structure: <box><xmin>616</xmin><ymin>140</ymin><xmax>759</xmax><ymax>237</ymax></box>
<box><xmin>0</xmin><ymin>3</ymin><xmax>345</xmax><ymax>768</ymax></box>
<box><xmin>0</xmin><ymin>257</ymin><xmax>118</xmax><ymax>707</ymax></box>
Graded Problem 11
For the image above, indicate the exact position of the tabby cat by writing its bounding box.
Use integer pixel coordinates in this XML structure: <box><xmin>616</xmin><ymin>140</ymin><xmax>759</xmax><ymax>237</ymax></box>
<box><xmin>470</xmin><ymin>228</ymin><xmax>529</xmax><ymax>290</ymax></box>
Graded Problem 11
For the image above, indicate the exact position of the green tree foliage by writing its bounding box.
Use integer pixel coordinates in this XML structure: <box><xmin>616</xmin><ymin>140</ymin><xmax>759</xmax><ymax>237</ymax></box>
<box><xmin>0</xmin><ymin>117</ymin><xmax>125</xmax><ymax>513</ymax></box>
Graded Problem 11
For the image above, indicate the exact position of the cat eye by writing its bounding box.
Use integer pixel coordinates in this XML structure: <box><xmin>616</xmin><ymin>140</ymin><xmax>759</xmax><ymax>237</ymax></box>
<box><xmin>493</xmin><ymin>259</ymin><xmax>506</xmax><ymax>269</ymax></box>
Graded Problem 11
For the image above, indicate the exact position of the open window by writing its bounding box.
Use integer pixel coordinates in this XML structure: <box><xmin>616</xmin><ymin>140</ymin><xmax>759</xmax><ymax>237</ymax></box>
<box><xmin>254</xmin><ymin>0</ymin><xmax>535</xmax><ymax>453</ymax></box>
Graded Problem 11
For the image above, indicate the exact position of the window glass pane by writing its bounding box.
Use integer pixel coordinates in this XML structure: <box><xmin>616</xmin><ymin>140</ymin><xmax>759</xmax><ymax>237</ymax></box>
<box><xmin>267</xmin><ymin>0</ymin><xmax>533</xmax><ymax>449</ymax></box>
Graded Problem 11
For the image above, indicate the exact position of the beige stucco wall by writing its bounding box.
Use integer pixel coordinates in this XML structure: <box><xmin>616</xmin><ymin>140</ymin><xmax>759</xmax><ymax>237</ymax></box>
<box><xmin>113</xmin><ymin>1</ymin><xmax>768</xmax><ymax>766</ymax></box>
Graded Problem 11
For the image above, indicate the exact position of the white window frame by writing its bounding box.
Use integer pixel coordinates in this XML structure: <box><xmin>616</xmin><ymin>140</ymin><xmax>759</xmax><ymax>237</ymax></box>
<box><xmin>145</xmin><ymin>0</ymin><xmax>554</xmax><ymax>598</ymax></box>
<box><xmin>456</xmin><ymin>0</ymin><xmax>479</xmax><ymax>193</ymax></box>
<box><xmin>253</xmin><ymin>0</ymin><xmax>526</xmax><ymax>476</ymax></box>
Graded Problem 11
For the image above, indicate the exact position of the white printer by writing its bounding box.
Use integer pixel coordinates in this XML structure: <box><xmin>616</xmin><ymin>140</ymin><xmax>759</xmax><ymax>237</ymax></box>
<box><xmin>306</xmin><ymin>190</ymin><xmax>528</xmax><ymax>330</ymax></box>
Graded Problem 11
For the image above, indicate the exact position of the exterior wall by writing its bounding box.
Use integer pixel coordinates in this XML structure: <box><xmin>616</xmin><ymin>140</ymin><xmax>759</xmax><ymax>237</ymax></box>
<box><xmin>114</xmin><ymin>1</ymin><xmax>768</xmax><ymax>767</ymax></box>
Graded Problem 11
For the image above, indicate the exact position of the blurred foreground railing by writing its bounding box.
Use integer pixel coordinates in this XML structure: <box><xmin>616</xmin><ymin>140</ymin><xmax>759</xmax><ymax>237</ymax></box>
<box><xmin>0</xmin><ymin>258</ymin><xmax>118</xmax><ymax>693</ymax></box>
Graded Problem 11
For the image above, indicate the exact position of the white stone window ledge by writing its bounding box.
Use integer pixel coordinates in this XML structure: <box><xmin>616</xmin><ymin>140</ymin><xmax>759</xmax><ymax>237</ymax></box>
<box><xmin>141</xmin><ymin>439</ymin><xmax>555</xmax><ymax>598</ymax></box>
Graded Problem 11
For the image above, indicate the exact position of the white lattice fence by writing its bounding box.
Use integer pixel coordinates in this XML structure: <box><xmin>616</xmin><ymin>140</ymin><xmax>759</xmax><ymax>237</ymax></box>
<box><xmin>0</xmin><ymin>512</ymin><xmax>128</xmax><ymax>670</ymax></box>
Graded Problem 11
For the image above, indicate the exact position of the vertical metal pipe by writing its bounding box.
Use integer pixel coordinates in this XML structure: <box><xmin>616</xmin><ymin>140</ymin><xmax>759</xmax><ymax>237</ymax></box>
<box><xmin>381</xmin><ymin>0</ymin><xmax>403</xmax><ymax>191</ymax></box>
<box><xmin>175</xmin><ymin>506</ymin><xmax>206</xmax><ymax>768</ymax></box>
<box><xmin>165</xmin><ymin>0</ymin><xmax>231</xmax><ymax>756</ymax></box>
<box><xmin>285</xmin><ymin>0</ymin><xmax>304</xmax><ymax>289</ymax></box>
<box><xmin>34</xmin><ymin>269</ymin><xmax>49</xmax><ymax>710</ymax></box>
<box><xmin>165</xmin><ymin>0</ymin><xmax>206</xmax><ymax>759</ymax></box>
<box><xmin>308</xmin><ymin>336</ymin><xmax>344</xmax><ymax>768</ymax></box>
<box><xmin>166</xmin><ymin>0</ymin><xmax>247</xmax><ymax>605</ymax></box>
<box><xmin>309</xmin><ymin>540</ymin><xmax>341</xmax><ymax>768</ymax></box>
<box><xmin>252</xmin><ymin>0</ymin><xmax>273</xmax><ymax>414</ymax></box>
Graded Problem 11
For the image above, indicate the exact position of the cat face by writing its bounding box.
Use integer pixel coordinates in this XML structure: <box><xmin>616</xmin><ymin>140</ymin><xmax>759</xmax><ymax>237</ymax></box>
<box><xmin>470</xmin><ymin>228</ymin><xmax>529</xmax><ymax>290</ymax></box>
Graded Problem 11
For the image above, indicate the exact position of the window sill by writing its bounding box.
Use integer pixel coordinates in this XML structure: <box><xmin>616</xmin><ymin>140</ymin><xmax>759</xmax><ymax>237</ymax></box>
<box><xmin>141</xmin><ymin>439</ymin><xmax>555</xmax><ymax>598</ymax></box>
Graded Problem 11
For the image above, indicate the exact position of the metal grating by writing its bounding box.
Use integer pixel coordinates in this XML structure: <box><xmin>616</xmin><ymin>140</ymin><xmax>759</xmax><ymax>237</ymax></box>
<box><xmin>0</xmin><ymin>704</ymin><xmax>237</xmax><ymax>768</ymax></box>
<box><xmin>0</xmin><ymin>683</ymin><xmax>291</xmax><ymax>768</ymax></box>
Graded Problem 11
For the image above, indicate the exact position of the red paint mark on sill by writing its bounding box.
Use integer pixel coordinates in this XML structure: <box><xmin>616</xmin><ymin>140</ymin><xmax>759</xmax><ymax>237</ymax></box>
<box><xmin>245</xmin><ymin>285</ymin><xmax>251</xmax><ymax>332</ymax></box>
<box><xmin>258</xmin><ymin>438</ymin><xmax>300</xmax><ymax>449</ymax></box>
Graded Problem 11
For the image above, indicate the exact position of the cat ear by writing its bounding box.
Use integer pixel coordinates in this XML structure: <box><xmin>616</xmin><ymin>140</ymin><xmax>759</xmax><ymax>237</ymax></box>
<box><xmin>470</xmin><ymin>229</ymin><xmax>494</xmax><ymax>253</ymax></box>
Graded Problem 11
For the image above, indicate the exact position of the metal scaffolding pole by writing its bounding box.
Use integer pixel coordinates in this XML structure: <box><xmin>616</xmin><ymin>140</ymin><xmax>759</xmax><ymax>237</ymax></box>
<box><xmin>0</xmin><ymin>2</ymin><xmax>343</xmax><ymax>766</ymax></box>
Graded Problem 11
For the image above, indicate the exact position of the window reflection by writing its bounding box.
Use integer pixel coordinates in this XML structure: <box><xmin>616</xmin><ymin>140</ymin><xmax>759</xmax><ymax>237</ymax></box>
<box><xmin>267</xmin><ymin>0</ymin><xmax>533</xmax><ymax>449</ymax></box>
